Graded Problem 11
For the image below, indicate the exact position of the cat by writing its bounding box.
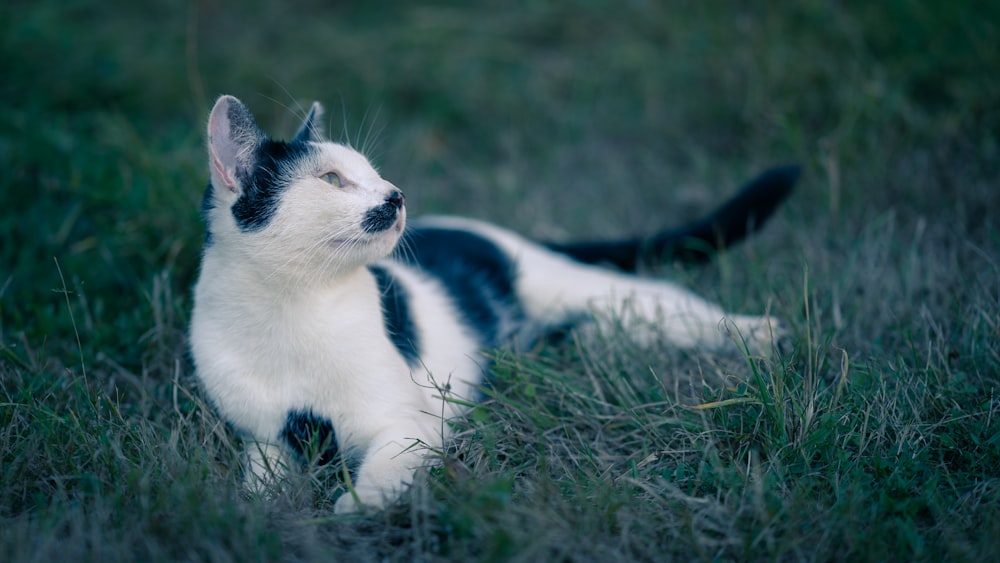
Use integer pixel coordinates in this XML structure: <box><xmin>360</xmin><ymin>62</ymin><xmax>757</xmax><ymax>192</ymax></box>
<box><xmin>189</xmin><ymin>95</ymin><xmax>798</xmax><ymax>514</ymax></box>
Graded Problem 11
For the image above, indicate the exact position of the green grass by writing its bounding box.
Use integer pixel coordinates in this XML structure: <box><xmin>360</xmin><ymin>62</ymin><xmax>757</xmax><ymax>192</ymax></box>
<box><xmin>2</xmin><ymin>0</ymin><xmax>999</xmax><ymax>560</ymax></box>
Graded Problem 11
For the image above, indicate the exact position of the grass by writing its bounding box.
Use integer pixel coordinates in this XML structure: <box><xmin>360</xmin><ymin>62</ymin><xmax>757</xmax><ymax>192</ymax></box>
<box><xmin>2</xmin><ymin>0</ymin><xmax>999</xmax><ymax>560</ymax></box>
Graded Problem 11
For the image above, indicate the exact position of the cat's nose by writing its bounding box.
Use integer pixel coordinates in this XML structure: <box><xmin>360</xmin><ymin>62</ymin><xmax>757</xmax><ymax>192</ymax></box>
<box><xmin>387</xmin><ymin>190</ymin><xmax>405</xmax><ymax>209</ymax></box>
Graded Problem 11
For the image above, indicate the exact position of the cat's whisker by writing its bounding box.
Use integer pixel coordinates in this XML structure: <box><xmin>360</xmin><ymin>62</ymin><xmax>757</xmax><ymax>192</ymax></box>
<box><xmin>338</xmin><ymin>96</ymin><xmax>352</xmax><ymax>149</ymax></box>
<box><xmin>262</xmin><ymin>220</ymin><xmax>357</xmax><ymax>283</ymax></box>
<box><xmin>392</xmin><ymin>230</ymin><xmax>418</xmax><ymax>268</ymax></box>
<box><xmin>360</xmin><ymin>103</ymin><xmax>385</xmax><ymax>158</ymax></box>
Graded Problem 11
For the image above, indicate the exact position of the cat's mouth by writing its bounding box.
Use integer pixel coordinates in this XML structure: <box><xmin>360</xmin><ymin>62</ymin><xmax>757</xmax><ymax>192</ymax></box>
<box><xmin>327</xmin><ymin>214</ymin><xmax>405</xmax><ymax>247</ymax></box>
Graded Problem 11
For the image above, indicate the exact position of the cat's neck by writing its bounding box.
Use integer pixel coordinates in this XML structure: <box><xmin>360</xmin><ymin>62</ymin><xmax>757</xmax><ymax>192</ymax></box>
<box><xmin>201</xmin><ymin>240</ymin><xmax>375</xmax><ymax>304</ymax></box>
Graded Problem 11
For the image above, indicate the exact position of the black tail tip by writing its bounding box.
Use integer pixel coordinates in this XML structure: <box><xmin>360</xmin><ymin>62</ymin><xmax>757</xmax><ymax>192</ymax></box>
<box><xmin>757</xmin><ymin>164</ymin><xmax>801</xmax><ymax>197</ymax></box>
<box><xmin>685</xmin><ymin>162</ymin><xmax>801</xmax><ymax>258</ymax></box>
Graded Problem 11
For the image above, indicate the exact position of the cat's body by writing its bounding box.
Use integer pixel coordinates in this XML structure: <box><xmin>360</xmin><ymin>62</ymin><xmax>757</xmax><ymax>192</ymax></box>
<box><xmin>190</xmin><ymin>95</ymin><xmax>797</xmax><ymax>513</ymax></box>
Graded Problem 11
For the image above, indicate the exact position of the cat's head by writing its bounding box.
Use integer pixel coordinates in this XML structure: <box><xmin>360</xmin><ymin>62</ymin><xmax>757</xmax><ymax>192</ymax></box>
<box><xmin>202</xmin><ymin>95</ymin><xmax>405</xmax><ymax>280</ymax></box>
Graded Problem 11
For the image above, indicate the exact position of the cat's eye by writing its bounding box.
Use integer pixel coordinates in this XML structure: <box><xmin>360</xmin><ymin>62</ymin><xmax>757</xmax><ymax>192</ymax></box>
<box><xmin>322</xmin><ymin>171</ymin><xmax>345</xmax><ymax>188</ymax></box>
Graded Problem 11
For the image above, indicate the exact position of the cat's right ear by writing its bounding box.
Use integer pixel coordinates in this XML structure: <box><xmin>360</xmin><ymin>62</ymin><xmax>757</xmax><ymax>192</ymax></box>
<box><xmin>207</xmin><ymin>95</ymin><xmax>264</xmax><ymax>194</ymax></box>
<box><xmin>292</xmin><ymin>101</ymin><xmax>325</xmax><ymax>143</ymax></box>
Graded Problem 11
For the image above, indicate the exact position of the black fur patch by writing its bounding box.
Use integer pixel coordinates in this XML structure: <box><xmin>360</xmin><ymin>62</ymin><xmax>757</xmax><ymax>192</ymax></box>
<box><xmin>280</xmin><ymin>409</ymin><xmax>341</xmax><ymax>467</ymax></box>
<box><xmin>368</xmin><ymin>264</ymin><xmax>421</xmax><ymax>367</ymax></box>
<box><xmin>402</xmin><ymin>225</ymin><xmax>523</xmax><ymax>347</ymax></box>
<box><xmin>231</xmin><ymin>139</ymin><xmax>315</xmax><ymax>232</ymax></box>
<box><xmin>201</xmin><ymin>182</ymin><xmax>215</xmax><ymax>245</ymax></box>
<box><xmin>544</xmin><ymin>165</ymin><xmax>799</xmax><ymax>269</ymax></box>
<box><xmin>361</xmin><ymin>192</ymin><xmax>404</xmax><ymax>234</ymax></box>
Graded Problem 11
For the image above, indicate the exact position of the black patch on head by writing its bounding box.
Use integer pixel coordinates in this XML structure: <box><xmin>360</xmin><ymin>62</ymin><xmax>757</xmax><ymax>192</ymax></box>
<box><xmin>280</xmin><ymin>409</ymin><xmax>343</xmax><ymax>468</ymax></box>
<box><xmin>361</xmin><ymin>191</ymin><xmax>404</xmax><ymax>234</ymax></box>
<box><xmin>402</xmin><ymin>226</ymin><xmax>523</xmax><ymax>347</ymax></box>
<box><xmin>201</xmin><ymin>182</ymin><xmax>215</xmax><ymax>245</ymax></box>
<box><xmin>231</xmin><ymin>139</ymin><xmax>315</xmax><ymax>232</ymax></box>
<box><xmin>368</xmin><ymin>264</ymin><xmax>421</xmax><ymax>367</ymax></box>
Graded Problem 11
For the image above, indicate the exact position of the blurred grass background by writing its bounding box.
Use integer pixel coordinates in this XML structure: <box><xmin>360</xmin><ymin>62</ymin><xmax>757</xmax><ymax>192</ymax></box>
<box><xmin>2</xmin><ymin>0</ymin><xmax>999</xmax><ymax>561</ymax></box>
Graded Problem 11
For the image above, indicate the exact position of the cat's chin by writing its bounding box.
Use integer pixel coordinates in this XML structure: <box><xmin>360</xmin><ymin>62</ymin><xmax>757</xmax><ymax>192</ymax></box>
<box><xmin>329</xmin><ymin>222</ymin><xmax>404</xmax><ymax>248</ymax></box>
<box><xmin>377</xmin><ymin>213</ymin><xmax>406</xmax><ymax>245</ymax></box>
<box><xmin>328</xmin><ymin>220</ymin><xmax>405</xmax><ymax>259</ymax></box>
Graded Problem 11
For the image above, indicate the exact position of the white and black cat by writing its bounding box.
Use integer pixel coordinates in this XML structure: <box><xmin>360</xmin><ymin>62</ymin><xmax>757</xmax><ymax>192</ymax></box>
<box><xmin>190</xmin><ymin>95</ymin><xmax>797</xmax><ymax>513</ymax></box>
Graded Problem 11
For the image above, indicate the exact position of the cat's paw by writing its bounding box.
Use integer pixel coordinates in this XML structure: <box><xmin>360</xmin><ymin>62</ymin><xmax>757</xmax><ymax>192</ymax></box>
<box><xmin>243</xmin><ymin>442</ymin><xmax>289</xmax><ymax>499</ymax></box>
<box><xmin>333</xmin><ymin>493</ymin><xmax>363</xmax><ymax>514</ymax></box>
<box><xmin>333</xmin><ymin>486</ymin><xmax>392</xmax><ymax>514</ymax></box>
<box><xmin>724</xmin><ymin>315</ymin><xmax>785</xmax><ymax>356</ymax></box>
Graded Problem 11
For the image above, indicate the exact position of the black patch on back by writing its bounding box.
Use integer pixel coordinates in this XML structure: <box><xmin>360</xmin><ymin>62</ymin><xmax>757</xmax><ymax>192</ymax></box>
<box><xmin>280</xmin><ymin>409</ymin><xmax>341</xmax><ymax>467</ymax></box>
<box><xmin>231</xmin><ymin>139</ymin><xmax>315</xmax><ymax>232</ymax></box>
<box><xmin>368</xmin><ymin>264</ymin><xmax>421</xmax><ymax>367</ymax></box>
<box><xmin>401</xmin><ymin>225</ymin><xmax>523</xmax><ymax>347</ymax></box>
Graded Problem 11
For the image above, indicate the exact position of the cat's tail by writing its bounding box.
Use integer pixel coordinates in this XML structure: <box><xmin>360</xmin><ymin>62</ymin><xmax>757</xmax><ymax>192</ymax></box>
<box><xmin>544</xmin><ymin>164</ymin><xmax>800</xmax><ymax>271</ymax></box>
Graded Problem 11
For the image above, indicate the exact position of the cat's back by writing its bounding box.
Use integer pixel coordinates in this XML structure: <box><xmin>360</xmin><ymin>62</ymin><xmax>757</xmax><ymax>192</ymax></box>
<box><xmin>397</xmin><ymin>218</ymin><xmax>529</xmax><ymax>349</ymax></box>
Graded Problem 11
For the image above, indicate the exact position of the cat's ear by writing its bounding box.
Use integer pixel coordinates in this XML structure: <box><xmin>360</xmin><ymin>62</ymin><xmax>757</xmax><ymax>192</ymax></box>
<box><xmin>207</xmin><ymin>95</ymin><xmax>264</xmax><ymax>194</ymax></box>
<box><xmin>292</xmin><ymin>101</ymin><xmax>325</xmax><ymax>143</ymax></box>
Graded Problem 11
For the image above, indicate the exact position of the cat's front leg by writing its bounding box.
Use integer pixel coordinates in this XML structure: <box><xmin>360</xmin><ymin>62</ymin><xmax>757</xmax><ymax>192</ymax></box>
<box><xmin>333</xmin><ymin>425</ymin><xmax>436</xmax><ymax>514</ymax></box>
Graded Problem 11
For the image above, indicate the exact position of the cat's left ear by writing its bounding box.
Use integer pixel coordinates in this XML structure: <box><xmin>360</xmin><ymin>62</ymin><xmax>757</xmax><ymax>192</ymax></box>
<box><xmin>292</xmin><ymin>101</ymin><xmax>325</xmax><ymax>143</ymax></box>
<box><xmin>207</xmin><ymin>95</ymin><xmax>265</xmax><ymax>194</ymax></box>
